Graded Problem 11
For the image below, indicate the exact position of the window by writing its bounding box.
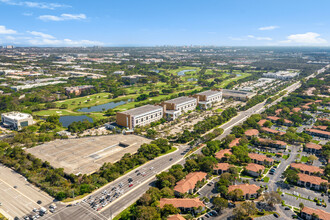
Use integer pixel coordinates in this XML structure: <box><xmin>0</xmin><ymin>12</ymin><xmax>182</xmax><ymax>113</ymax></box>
<box><xmin>136</xmin><ymin>120</ymin><xmax>138</xmax><ymax>123</ymax></box>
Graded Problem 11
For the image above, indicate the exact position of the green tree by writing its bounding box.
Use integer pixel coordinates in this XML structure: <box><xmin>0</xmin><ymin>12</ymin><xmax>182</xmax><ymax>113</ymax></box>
<box><xmin>213</xmin><ymin>197</ymin><xmax>228</xmax><ymax>212</ymax></box>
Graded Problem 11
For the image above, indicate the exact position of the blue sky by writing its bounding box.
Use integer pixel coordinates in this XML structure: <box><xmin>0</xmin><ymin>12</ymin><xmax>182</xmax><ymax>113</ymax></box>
<box><xmin>0</xmin><ymin>0</ymin><xmax>329</xmax><ymax>46</ymax></box>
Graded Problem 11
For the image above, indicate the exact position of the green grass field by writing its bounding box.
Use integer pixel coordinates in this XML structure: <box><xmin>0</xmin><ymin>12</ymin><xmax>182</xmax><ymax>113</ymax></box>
<box><xmin>300</xmin><ymin>156</ymin><xmax>309</xmax><ymax>163</ymax></box>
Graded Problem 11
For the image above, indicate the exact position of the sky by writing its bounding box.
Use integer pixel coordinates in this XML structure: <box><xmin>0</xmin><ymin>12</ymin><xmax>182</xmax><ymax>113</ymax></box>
<box><xmin>0</xmin><ymin>0</ymin><xmax>330</xmax><ymax>47</ymax></box>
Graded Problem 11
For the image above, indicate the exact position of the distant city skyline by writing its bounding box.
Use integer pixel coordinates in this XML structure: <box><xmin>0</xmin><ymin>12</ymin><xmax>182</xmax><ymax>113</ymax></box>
<box><xmin>0</xmin><ymin>0</ymin><xmax>329</xmax><ymax>47</ymax></box>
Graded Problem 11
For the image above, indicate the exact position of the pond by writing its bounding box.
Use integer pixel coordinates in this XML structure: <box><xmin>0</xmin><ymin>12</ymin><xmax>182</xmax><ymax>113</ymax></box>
<box><xmin>177</xmin><ymin>69</ymin><xmax>196</xmax><ymax>76</ymax></box>
<box><xmin>59</xmin><ymin>115</ymin><xmax>93</xmax><ymax>127</ymax></box>
<box><xmin>77</xmin><ymin>99</ymin><xmax>131</xmax><ymax>112</ymax></box>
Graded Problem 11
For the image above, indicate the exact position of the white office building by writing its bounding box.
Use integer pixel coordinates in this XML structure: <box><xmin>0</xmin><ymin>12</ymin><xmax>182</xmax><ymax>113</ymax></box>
<box><xmin>1</xmin><ymin>111</ymin><xmax>34</xmax><ymax>130</ymax></box>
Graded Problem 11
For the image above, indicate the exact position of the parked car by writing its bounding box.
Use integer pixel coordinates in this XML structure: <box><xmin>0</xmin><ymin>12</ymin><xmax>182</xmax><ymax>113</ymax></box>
<box><xmin>273</xmin><ymin>213</ymin><xmax>279</xmax><ymax>218</ymax></box>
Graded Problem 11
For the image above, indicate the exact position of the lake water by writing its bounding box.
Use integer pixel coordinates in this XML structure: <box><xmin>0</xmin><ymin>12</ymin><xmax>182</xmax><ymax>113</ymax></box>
<box><xmin>59</xmin><ymin>115</ymin><xmax>93</xmax><ymax>127</ymax></box>
<box><xmin>77</xmin><ymin>99</ymin><xmax>131</xmax><ymax>112</ymax></box>
<box><xmin>177</xmin><ymin>69</ymin><xmax>196</xmax><ymax>76</ymax></box>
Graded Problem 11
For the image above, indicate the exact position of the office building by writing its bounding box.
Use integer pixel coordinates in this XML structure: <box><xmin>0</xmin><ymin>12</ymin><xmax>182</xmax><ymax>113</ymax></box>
<box><xmin>116</xmin><ymin>105</ymin><xmax>163</xmax><ymax>129</ymax></box>
<box><xmin>1</xmin><ymin>111</ymin><xmax>34</xmax><ymax>130</ymax></box>
<box><xmin>194</xmin><ymin>89</ymin><xmax>222</xmax><ymax>109</ymax></box>
<box><xmin>161</xmin><ymin>96</ymin><xmax>197</xmax><ymax>120</ymax></box>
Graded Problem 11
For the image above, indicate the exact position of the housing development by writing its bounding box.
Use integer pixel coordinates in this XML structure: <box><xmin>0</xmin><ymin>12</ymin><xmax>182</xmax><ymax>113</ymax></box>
<box><xmin>0</xmin><ymin>46</ymin><xmax>329</xmax><ymax>220</ymax></box>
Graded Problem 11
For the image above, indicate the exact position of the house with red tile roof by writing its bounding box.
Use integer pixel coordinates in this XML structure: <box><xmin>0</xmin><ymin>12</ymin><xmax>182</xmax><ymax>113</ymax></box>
<box><xmin>248</xmin><ymin>153</ymin><xmax>274</xmax><ymax>166</ymax></box>
<box><xmin>174</xmin><ymin>172</ymin><xmax>207</xmax><ymax>195</ymax></box>
<box><xmin>229</xmin><ymin>138</ymin><xmax>241</xmax><ymax>148</ymax></box>
<box><xmin>168</xmin><ymin>214</ymin><xmax>186</xmax><ymax>220</ymax></box>
<box><xmin>261</xmin><ymin>127</ymin><xmax>285</xmax><ymax>135</ymax></box>
<box><xmin>257</xmin><ymin>138</ymin><xmax>287</xmax><ymax>149</ymax></box>
<box><xmin>266</xmin><ymin>116</ymin><xmax>293</xmax><ymax>126</ymax></box>
<box><xmin>245</xmin><ymin>163</ymin><xmax>265</xmax><ymax>177</ymax></box>
<box><xmin>305</xmin><ymin>128</ymin><xmax>330</xmax><ymax>139</ymax></box>
<box><xmin>301</xmin><ymin>206</ymin><xmax>330</xmax><ymax>220</ymax></box>
<box><xmin>257</xmin><ymin>119</ymin><xmax>267</xmax><ymax>126</ymax></box>
<box><xmin>297</xmin><ymin>173</ymin><xmax>328</xmax><ymax>191</ymax></box>
<box><xmin>313</xmin><ymin>125</ymin><xmax>328</xmax><ymax>131</ymax></box>
<box><xmin>304</xmin><ymin>142</ymin><xmax>322</xmax><ymax>155</ymax></box>
<box><xmin>215</xmin><ymin>149</ymin><xmax>232</xmax><ymax>160</ymax></box>
<box><xmin>214</xmin><ymin>163</ymin><xmax>233</xmax><ymax>175</ymax></box>
<box><xmin>275</xmin><ymin>109</ymin><xmax>282</xmax><ymax>115</ymax></box>
<box><xmin>292</xmin><ymin>107</ymin><xmax>301</xmax><ymax>113</ymax></box>
<box><xmin>159</xmin><ymin>198</ymin><xmax>205</xmax><ymax>213</ymax></box>
<box><xmin>290</xmin><ymin>163</ymin><xmax>324</xmax><ymax>176</ymax></box>
<box><xmin>228</xmin><ymin>184</ymin><xmax>260</xmax><ymax>200</ymax></box>
<box><xmin>244</xmin><ymin>129</ymin><xmax>259</xmax><ymax>138</ymax></box>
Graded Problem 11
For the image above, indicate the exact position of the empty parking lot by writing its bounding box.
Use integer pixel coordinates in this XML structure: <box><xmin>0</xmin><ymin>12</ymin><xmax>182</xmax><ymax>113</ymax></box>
<box><xmin>0</xmin><ymin>164</ymin><xmax>54</xmax><ymax>219</ymax></box>
<box><xmin>26</xmin><ymin>134</ymin><xmax>151</xmax><ymax>175</ymax></box>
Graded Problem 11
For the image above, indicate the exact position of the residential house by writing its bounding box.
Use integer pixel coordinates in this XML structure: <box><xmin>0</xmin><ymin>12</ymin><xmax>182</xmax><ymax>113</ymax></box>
<box><xmin>168</xmin><ymin>214</ymin><xmax>186</xmax><ymax>220</ymax></box>
<box><xmin>297</xmin><ymin>173</ymin><xmax>328</xmax><ymax>191</ymax></box>
<box><xmin>248</xmin><ymin>153</ymin><xmax>274</xmax><ymax>166</ymax></box>
<box><xmin>215</xmin><ymin>149</ymin><xmax>232</xmax><ymax>160</ymax></box>
<box><xmin>305</xmin><ymin>129</ymin><xmax>330</xmax><ymax>139</ymax></box>
<box><xmin>159</xmin><ymin>198</ymin><xmax>205</xmax><ymax>213</ymax></box>
<box><xmin>300</xmin><ymin>206</ymin><xmax>330</xmax><ymax>220</ymax></box>
<box><xmin>257</xmin><ymin>119</ymin><xmax>267</xmax><ymax>126</ymax></box>
<box><xmin>214</xmin><ymin>163</ymin><xmax>233</xmax><ymax>175</ymax></box>
<box><xmin>257</xmin><ymin>138</ymin><xmax>287</xmax><ymax>149</ymax></box>
<box><xmin>304</xmin><ymin>143</ymin><xmax>322</xmax><ymax>155</ymax></box>
<box><xmin>261</xmin><ymin>127</ymin><xmax>285</xmax><ymax>135</ymax></box>
<box><xmin>174</xmin><ymin>172</ymin><xmax>207</xmax><ymax>195</ymax></box>
<box><xmin>229</xmin><ymin>138</ymin><xmax>241</xmax><ymax>148</ymax></box>
<box><xmin>290</xmin><ymin>163</ymin><xmax>323</xmax><ymax>176</ymax></box>
<box><xmin>245</xmin><ymin>163</ymin><xmax>265</xmax><ymax>177</ymax></box>
<box><xmin>228</xmin><ymin>184</ymin><xmax>260</xmax><ymax>200</ymax></box>
<box><xmin>244</xmin><ymin>129</ymin><xmax>259</xmax><ymax>138</ymax></box>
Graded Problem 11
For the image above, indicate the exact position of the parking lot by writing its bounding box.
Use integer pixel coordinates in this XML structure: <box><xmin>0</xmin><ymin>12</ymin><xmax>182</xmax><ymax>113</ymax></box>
<box><xmin>26</xmin><ymin>134</ymin><xmax>150</xmax><ymax>175</ymax></box>
<box><xmin>0</xmin><ymin>164</ymin><xmax>54</xmax><ymax>219</ymax></box>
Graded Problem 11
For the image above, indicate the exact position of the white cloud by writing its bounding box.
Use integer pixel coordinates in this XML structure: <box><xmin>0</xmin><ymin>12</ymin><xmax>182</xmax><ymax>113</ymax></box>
<box><xmin>27</xmin><ymin>31</ymin><xmax>55</xmax><ymax>39</ymax></box>
<box><xmin>0</xmin><ymin>0</ymin><xmax>69</xmax><ymax>10</ymax></box>
<box><xmin>258</xmin><ymin>26</ymin><xmax>279</xmax><ymax>31</ymax></box>
<box><xmin>0</xmin><ymin>25</ymin><xmax>17</xmax><ymax>34</ymax></box>
<box><xmin>27</xmin><ymin>38</ymin><xmax>103</xmax><ymax>46</ymax></box>
<box><xmin>247</xmin><ymin>35</ymin><xmax>272</xmax><ymax>41</ymax></box>
<box><xmin>22</xmin><ymin>12</ymin><xmax>33</xmax><ymax>16</ymax></box>
<box><xmin>38</xmin><ymin>13</ymin><xmax>87</xmax><ymax>21</ymax></box>
<box><xmin>280</xmin><ymin>32</ymin><xmax>327</xmax><ymax>45</ymax></box>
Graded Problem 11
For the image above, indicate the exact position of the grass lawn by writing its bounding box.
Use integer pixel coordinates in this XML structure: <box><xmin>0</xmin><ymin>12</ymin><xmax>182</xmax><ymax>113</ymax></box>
<box><xmin>215</xmin><ymin>108</ymin><xmax>223</xmax><ymax>112</ymax></box>
<box><xmin>282</xmin><ymin>154</ymin><xmax>289</xmax><ymax>160</ymax></box>
<box><xmin>260</xmin><ymin>151</ymin><xmax>276</xmax><ymax>157</ymax></box>
<box><xmin>311</xmin><ymin>140</ymin><xmax>320</xmax><ymax>144</ymax></box>
<box><xmin>216</xmin><ymin>72</ymin><xmax>251</xmax><ymax>88</ymax></box>
<box><xmin>300</xmin><ymin>156</ymin><xmax>309</xmax><ymax>163</ymax></box>
<box><xmin>240</xmin><ymin>174</ymin><xmax>253</xmax><ymax>179</ymax></box>
<box><xmin>263</xmin><ymin>177</ymin><xmax>270</xmax><ymax>183</ymax></box>
<box><xmin>113</xmin><ymin>203</ymin><xmax>136</xmax><ymax>220</ymax></box>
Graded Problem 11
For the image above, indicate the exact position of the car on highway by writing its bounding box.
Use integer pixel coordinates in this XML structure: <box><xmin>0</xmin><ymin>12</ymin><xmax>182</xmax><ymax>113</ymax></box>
<box><xmin>169</xmin><ymin>158</ymin><xmax>173</xmax><ymax>161</ymax></box>
<box><xmin>129</xmin><ymin>184</ymin><xmax>133</xmax><ymax>187</ymax></box>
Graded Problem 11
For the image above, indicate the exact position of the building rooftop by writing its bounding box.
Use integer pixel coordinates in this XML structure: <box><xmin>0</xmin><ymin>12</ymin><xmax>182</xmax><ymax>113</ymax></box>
<box><xmin>305</xmin><ymin>142</ymin><xmax>322</xmax><ymax>150</ymax></box>
<box><xmin>301</xmin><ymin>207</ymin><xmax>330</xmax><ymax>220</ymax></box>
<box><xmin>164</xmin><ymin>96</ymin><xmax>196</xmax><ymax>105</ymax></box>
<box><xmin>196</xmin><ymin>90</ymin><xmax>222</xmax><ymax>97</ymax></box>
<box><xmin>1</xmin><ymin>111</ymin><xmax>32</xmax><ymax>120</ymax></box>
<box><xmin>291</xmin><ymin>163</ymin><xmax>323</xmax><ymax>174</ymax></box>
<box><xmin>214</xmin><ymin>163</ymin><xmax>233</xmax><ymax>171</ymax></box>
<box><xmin>298</xmin><ymin>173</ymin><xmax>327</xmax><ymax>185</ymax></box>
<box><xmin>245</xmin><ymin>163</ymin><xmax>265</xmax><ymax>173</ymax></box>
<box><xmin>228</xmin><ymin>184</ymin><xmax>260</xmax><ymax>195</ymax></box>
<box><xmin>248</xmin><ymin>153</ymin><xmax>274</xmax><ymax>162</ymax></box>
<box><xmin>306</xmin><ymin>128</ymin><xmax>330</xmax><ymax>136</ymax></box>
<box><xmin>222</xmin><ymin>89</ymin><xmax>255</xmax><ymax>97</ymax></box>
<box><xmin>121</xmin><ymin>105</ymin><xmax>163</xmax><ymax>117</ymax></box>
<box><xmin>174</xmin><ymin>171</ymin><xmax>207</xmax><ymax>194</ymax></box>
<box><xmin>168</xmin><ymin>214</ymin><xmax>186</xmax><ymax>220</ymax></box>
<box><xmin>245</xmin><ymin>129</ymin><xmax>259</xmax><ymax>136</ymax></box>
<box><xmin>215</xmin><ymin>149</ymin><xmax>232</xmax><ymax>159</ymax></box>
<box><xmin>159</xmin><ymin>198</ymin><xmax>205</xmax><ymax>208</ymax></box>
<box><xmin>261</xmin><ymin>127</ymin><xmax>285</xmax><ymax>135</ymax></box>
<box><xmin>229</xmin><ymin>138</ymin><xmax>241</xmax><ymax>147</ymax></box>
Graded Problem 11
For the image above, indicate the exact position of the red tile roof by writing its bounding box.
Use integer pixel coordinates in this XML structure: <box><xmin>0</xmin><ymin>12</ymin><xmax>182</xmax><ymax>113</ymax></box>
<box><xmin>292</xmin><ymin>107</ymin><xmax>301</xmax><ymax>112</ymax></box>
<box><xmin>306</xmin><ymin>128</ymin><xmax>330</xmax><ymax>136</ymax></box>
<box><xmin>318</xmin><ymin>118</ymin><xmax>330</xmax><ymax>122</ymax></box>
<box><xmin>261</xmin><ymin>127</ymin><xmax>285</xmax><ymax>135</ymax></box>
<box><xmin>267</xmin><ymin>116</ymin><xmax>280</xmax><ymax>121</ymax></box>
<box><xmin>245</xmin><ymin>163</ymin><xmax>265</xmax><ymax>173</ymax></box>
<box><xmin>168</xmin><ymin>214</ymin><xmax>186</xmax><ymax>220</ymax></box>
<box><xmin>174</xmin><ymin>172</ymin><xmax>207</xmax><ymax>194</ymax></box>
<box><xmin>301</xmin><ymin>207</ymin><xmax>330</xmax><ymax>220</ymax></box>
<box><xmin>229</xmin><ymin>138</ymin><xmax>241</xmax><ymax>148</ymax></box>
<box><xmin>257</xmin><ymin>119</ymin><xmax>267</xmax><ymax>126</ymax></box>
<box><xmin>257</xmin><ymin>138</ymin><xmax>287</xmax><ymax>146</ymax></box>
<box><xmin>305</xmin><ymin>142</ymin><xmax>322</xmax><ymax>150</ymax></box>
<box><xmin>275</xmin><ymin>109</ymin><xmax>282</xmax><ymax>115</ymax></box>
<box><xmin>248</xmin><ymin>153</ymin><xmax>274</xmax><ymax>163</ymax></box>
<box><xmin>215</xmin><ymin>149</ymin><xmax>232</xmax><ymax>159</ymax></box>
<box><xmin>228</xmin><ymin>184</ymin><xmax>260</xmax><ymax>195</ymax></box>
<box><xmin>313</xmin><ymin>125</ymin><xmax>328</xmax><ymax>131</ymax></box>
<box><xmin>244</xmin><ymin>129</ymin><xmax>259</xmax><ymax>136</ymax></box>
<box><xmin>290</xmin><ymin>163</ymin><xmax>323</xmax><ymax>174</ymax></box>
<box><xmin>298</xmin><ymin>173</ymin><xmax>328</xmax><ymax>186</ymax></box>
<box><xmin>159</xmin><ymin>198</ymin><xmax>205</xmax><ymax>208</ymax></box>
<box><xmin>214</xmin><ymin>163</ymin><xmax>233</xmax><ymax>171</ymax></box>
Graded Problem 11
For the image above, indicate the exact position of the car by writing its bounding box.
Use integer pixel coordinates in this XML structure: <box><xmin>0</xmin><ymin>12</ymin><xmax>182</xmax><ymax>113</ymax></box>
<box><xmin>169</xmin><ymin>158</ymin><xmax>173</xmax><ymax>161</ymax></box>
<box><xmin>137</xmin><ymin>172</ymin><xmax>141</xmax><ymax>176</ymax></box>
<box><xmin>207</xmin><ymin>183</ymin><xmax>212</xmax><ymax>186</ymax></box>
<box><xmin>205</xmin><ymin>214</ymin><xmax>210</xmax><ymax>218</ymax></box>
<box><xmin>135</xmin><ymin>170</ymin><xmax>139</xmax><ymax>173</ymax></box>
<box><xmin>208</xmin><ymin>212</ymin><xmax>213</xmax><ymax>216</ymax></box>
<box><xmin>13</xmin><ymin>185</ymin><xmax>17</xmax><ymax>188</ymax></box>
<box><xmin>129</xmin><ymin>184</ymin><xmax>133</xmax><ymax>187</ymax></box>
<box><xmin>150</xmin><ymin>167</ymin><xmax>154</xmax><ymax>170</ymax></box>
<box><xmin>37</xmin><ymin>200</ymin><xmax>42</xmax><ymax>204</ymax></box>
<box><xmin>128</xmin><ymin>178</ymin><xmax>133</xmax><ymax>182</ymax></box>
<box><xmin>285</xmin><ymin>207</ymin><xmax>290</xmax><ymax>210</ymax></box>
<box><xmin>273</xmin><ymin>213</ymin><xmax>279</xmax><ymax>218</ymax></box>
<box><xmin>50</xmin><ymin>209</ymin><xmax>55</xmax><ymax>213</ymax></box>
